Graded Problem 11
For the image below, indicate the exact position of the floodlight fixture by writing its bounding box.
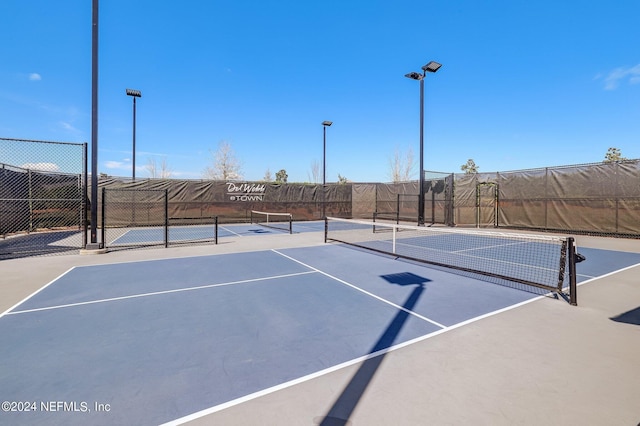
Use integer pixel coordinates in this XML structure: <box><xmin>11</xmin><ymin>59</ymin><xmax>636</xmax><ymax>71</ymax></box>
<box><xmin>422</xmin><ymin>61</ymin><xmax>442</xmax><ymax>73</ymax></box>
<box><xmin>322</xmin><ymin>121</ymin><xmax>333</xmax><ymax>127</ymax></box>
<box><xmin>405</xmin><ymin>60</ymin><xmax>441</xmax><ymax>225</ymax></box>
<box><xmin>404</xmin><ymin>72</ymin><xmax>423</xmax><ymax>81</ymax></box>
<box><xmin>126</xmin><ymin>88</ymin><xmax>142</xmax><ymax>181</ymax></box>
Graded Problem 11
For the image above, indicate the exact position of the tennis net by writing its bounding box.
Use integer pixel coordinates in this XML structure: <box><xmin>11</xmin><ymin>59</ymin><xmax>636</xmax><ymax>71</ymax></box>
<box><xmin>324</xmin><ymin>217</ymin><xmax>579</xmax><ymax>305</ymax></box>
<box><xmin>250</xmin><ymin>210</ymin><xmax>293</xmax><ymax>234</ymax></box>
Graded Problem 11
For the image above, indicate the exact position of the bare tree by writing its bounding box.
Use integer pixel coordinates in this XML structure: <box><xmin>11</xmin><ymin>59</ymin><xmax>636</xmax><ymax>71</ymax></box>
<box><xmin>388</xmin><ymin>146</ymin><xmax>415</xmax><ymax>182</ymax></box>
<box><xmin>203</xmin><ymin>141</ymin><xmax>243</xmax><ymax>180</ymax></box>
<box><xmin>308</xmin><ymin>160</ymin><xmax>321</xmax><ymax>183</ymax></box>
<box><xmin>603</xmin><ymin>147</ymin><xmax>627</xmax><ymax>163</ymax></box>
<box><xmin>146</xmin><ymin>156</ymin><xmax>172</xmax><ymax>178</ymax></box>
<box><xmin>263</xmin><ymin>168</ymin><xmax>273</xmax><ymax>182</ymax></box>
<box><xmin>460</xmin><ymin>158</ymin><xmax>479</xmax><ymax>174</ymax></box>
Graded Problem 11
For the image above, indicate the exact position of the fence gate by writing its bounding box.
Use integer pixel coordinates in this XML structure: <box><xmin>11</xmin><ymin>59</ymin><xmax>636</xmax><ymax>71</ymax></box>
<box><xmin>0</xmin><ymin>138</ymin><xmax>87</xmax><ymax>260</ymax></box>
<box><xmin>425</xmin><ymin>173</ymin><xmax>454</xmax><ymax>226</ymax></box>
<box><xmin>476</xmin><ymin>182</ymin><xmax>498</xmax><ymax>228</ymax></box>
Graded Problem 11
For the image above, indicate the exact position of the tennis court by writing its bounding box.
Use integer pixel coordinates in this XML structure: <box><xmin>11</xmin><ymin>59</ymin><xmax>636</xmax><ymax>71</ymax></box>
<box><xmin>1</xmin><ymin>220</ymin><xmax>639</xmax><ymax>425</ymax></box>
<box><xmin>95</xmin><ymin>217</ymin><xmax>326</xmax><ymax>250</ymax></box>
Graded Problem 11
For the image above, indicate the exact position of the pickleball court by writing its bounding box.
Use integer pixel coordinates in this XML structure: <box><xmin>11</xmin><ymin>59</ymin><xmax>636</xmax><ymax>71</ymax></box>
<box><xmin>1</xmin><ymin>220</ymin><xmax>639</xmax><ymax>426</ymax></box>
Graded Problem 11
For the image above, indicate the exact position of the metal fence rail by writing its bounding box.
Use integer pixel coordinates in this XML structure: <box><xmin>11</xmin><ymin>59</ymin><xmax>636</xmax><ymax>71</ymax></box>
<box><xmin>3</xmin><ymin>138</ymin><xmax>639</xmax><ymax>260</ymax></box>
<box><xmin>101</xmin><ymin>188</ymin><xmax>218</xmax><ymax>251</ymax></box>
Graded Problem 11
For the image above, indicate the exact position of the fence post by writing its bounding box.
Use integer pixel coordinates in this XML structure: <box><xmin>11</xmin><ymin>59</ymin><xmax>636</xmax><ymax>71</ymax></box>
<box><xmin>0</xmin><ymin>164</ymin><xmax>4</xmax><ymax>238</ymax></box>
<box><xmin>101</xmin><ymin>187</ymin><xmax>106</xmax><ymax>248</ymax></box>
<box><xmin>568</xmin><ymin>237</ymin><xmax>577</xmax><ymax>306</ymax></box>
<box><xmin>28</xmin><ymin>169</ymin><xmax>33</xmax><ymax>233</ymax></box>
<box><xmin>164</xmin><ymin>189</ymin><xmax>169</xmax><ymax>248</ymax></box>
<box><xmin>615</xmin><ymin>161</ymin><xmax>619</xmax><ymax>234</ymax></box>
<box><xmin>82</xmin><ymin>142</ymin><xmax>88</xmax><ymax>248</ymax></box>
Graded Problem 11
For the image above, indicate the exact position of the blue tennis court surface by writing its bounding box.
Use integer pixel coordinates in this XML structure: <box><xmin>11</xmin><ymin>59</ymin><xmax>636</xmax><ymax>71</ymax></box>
<box><xmin>1</xmin><ymin>241</ymin><xmax>638</xmax><ymax>425</ymax></box>
<box><xmin>110</xmin><ymin>221</ymin><xmax>325</xmax><ymax>245</ymax></box>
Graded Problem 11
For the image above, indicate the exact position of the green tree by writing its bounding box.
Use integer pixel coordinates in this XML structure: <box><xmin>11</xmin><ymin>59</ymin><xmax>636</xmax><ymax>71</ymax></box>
<box><xmin>603</xmin><ymin>147</ymin><xmax>627</xmax><ymax>163</ymax></box>
<box><xmin>460</xmin><ymin>159</ymin><xmax>479</xmax><ymax>174</ymax></box>
<box><xmin>337</xmin><ymin>174</ymin><xmax>348</xmax><ymax>184</ymax></box>
<box><xmin>275</xmin><ymin>169</ymin><xmax>288</xmax><ymax>183</ymax></box>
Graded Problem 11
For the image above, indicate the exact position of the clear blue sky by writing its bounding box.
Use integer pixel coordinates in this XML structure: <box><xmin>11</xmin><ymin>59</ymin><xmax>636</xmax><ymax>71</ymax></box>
<box><xmin>1</xmin><ymin>1</ymin><xmax>639</xmax><ymax>182</ymax></box>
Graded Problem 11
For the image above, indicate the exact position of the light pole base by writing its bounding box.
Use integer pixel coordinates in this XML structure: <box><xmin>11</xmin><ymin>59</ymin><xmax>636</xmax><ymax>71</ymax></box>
<box><xmin>80</xmin><ymin>243</ymin><xmax>106</xmax><ymax>255</ymax></box>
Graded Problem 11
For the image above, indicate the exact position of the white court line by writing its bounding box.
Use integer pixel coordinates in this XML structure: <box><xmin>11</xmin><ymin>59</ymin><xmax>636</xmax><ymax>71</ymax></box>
<box><xmin>0</xmin><ymin>267</ymin><xmax>76</xmax><ymax>319</ymax></box>
<box><xmin>1</xmin><ymin>248</ymin><xmax>311</xmax><ymax>317</ymax></box>
<box><xmin>272</xmin><ymin>249</ymin><xmax>447</xmax><ymax>329</ymax></box>
<box><xmin>159</xmin><ymin>274</ymin><xmax>548</xmax><ymax>426</ymax></box>
<box><xmin>162</xmin><ymin>256</ymin><xmax>640</xmax><ymax>426</ymax></box>
<box><xmin>451</xmin><ymin>239</ymin><xmax>530</xmax><ymax>253</ymax></box>
<box><xmin>218</xmin><ymin>225</ymin><xmax>244</xmax><ymax>237</ymax></box>
<box><xmin>575</xmin><ymin>262</ymin><xmax>640</xmax><ymax>287</ymax></box>
<box><xmin>292</xmin><ymin>221</ymin><xmax>325</xmax><ymax>231</ymax></box>
<box><xmin>388</xmin><ymin>238</ymin><xmax>561</xmax><ymax>276</ymax></box>
<box><xmin>6</xmin><ymin>271</ymin><xmax>316</xmax><ymax>316</ymax></box>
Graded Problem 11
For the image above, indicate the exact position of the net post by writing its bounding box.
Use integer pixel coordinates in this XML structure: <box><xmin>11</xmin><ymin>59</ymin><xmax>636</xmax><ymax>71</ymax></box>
<box><xmin>164</xmin><ymin>189</ymin><xmax>169</xmax><ymax>248</ymax></box>
<box><xmin>214</xmin><ymin>216</ymin><xmax>218</xmax><ymax>244</ymax></box>
<box><xmin>324</xmin><ymin>217</ymin><xmax>328</xmax><ymax>243</ymax></box>
<box><xmin>392</xmin><ymin>225</ymin><xmax>396</xmax><ymax>254</ymax></box>
<box><xmin>373</xmin><ymin>211</ymin><xmax>380</xmax><ymax>233</ymax></box>
<box><xmin>396</xmin><ymin>193</ymin><xmax>400</xmax><ymax>224</ymax></box>
<box><xmin>568</xmin><ymin>237</ymin><xmax>577</xmax><ymax>306</ymax></box>
<box><xmin>288</xmin><ymin>214</ymin><xmax>292</xmax><ymax>234</ymax></box>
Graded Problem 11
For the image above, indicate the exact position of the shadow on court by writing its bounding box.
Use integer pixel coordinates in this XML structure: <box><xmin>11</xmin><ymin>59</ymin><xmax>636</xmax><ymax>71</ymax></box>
<box><xmin>0</xmin><ymin>230</ymin><xmax>81</xmax><ymax>260</ymax></box>
<box><xmin>610</xmin><ymin>306</ymin><xmax>640</xmax><ymax>326</ymax></box>
<box><xmin>317</xmin><ymin>272</ymin><xmax>431</xmax><ymax>426</ymax></box>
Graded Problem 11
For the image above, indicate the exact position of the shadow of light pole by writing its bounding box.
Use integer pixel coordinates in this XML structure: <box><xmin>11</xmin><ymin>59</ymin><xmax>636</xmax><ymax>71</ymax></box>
<box><xmin>318</xmin><ymin>272</ymin><xmax>430</xmax><ymax>426</ymax></box>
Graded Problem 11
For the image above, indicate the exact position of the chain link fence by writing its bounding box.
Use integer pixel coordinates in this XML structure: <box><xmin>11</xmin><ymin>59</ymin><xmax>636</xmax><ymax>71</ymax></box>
<box><xmin>0</xmin><ymin>138</ymin><xmax>87</xmax><ymax>259</ymax></box>
<box><xmin>100</xmin><ymin>188</ymin><xmax>219</xmax><ymax>250</ymax></box>
<box><xmin>367</xmin><ymin>172</ymin><xmax>454</xmax><ymax>226</ymax></box>
<box><xmin>452</xmin><ymin>160</ymin><xmax>640</xmax><ymax>237</ymax></box>
<box><xmin>3</xmin><ymin>139</ymin><xmax>639</xmax><ymax>260</ymax></box>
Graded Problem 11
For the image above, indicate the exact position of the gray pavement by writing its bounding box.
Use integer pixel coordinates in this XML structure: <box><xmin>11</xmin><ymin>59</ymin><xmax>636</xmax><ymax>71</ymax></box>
<box><xmin>1</xmin><ymin>231</ymin><xmax>639</xmax><ymax>426</ymax></box>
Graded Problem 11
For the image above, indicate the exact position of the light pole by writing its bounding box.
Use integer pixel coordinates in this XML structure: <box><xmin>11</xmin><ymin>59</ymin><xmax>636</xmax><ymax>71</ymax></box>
<box><xmin>322</xmin><ymin>120</ymin><xmax>332</xmax><ymax>218</ymax></box>
<box><xmin>88</xmin><ymin>0</ymin><xmax>99</xmax><ymax>248</ymax></box>
<box><xmin>126</xmin><ymin>88</ymin><xmax>142</xmax><ymax>181</ymax></box>
<box><xmin>405</xmin><ymin>61</ymin><xmax>441</xmax><ymax>225</ymax></box>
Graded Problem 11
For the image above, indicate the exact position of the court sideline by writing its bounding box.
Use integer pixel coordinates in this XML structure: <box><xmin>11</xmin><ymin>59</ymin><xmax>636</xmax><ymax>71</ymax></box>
<box><xmin>1</xmin><ymin>231</ymin><xmax>639</xmax><ymax>425</ymax></box>
<box><xmin>181</xmin><ymin>261</ymin><xmax>640</xmax><ymax>426</ymax></box>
